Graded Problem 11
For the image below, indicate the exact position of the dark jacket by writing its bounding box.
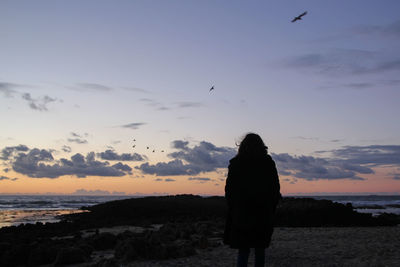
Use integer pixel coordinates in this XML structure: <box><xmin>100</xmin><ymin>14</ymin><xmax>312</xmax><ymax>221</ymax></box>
<box><xmin>223</xmin><ymin>154</ymin><xmax>281</xmax><ymax>248</ymax></box>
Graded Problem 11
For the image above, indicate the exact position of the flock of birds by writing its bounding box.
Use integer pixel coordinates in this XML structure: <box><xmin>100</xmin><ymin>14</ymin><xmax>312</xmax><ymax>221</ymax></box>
<box><xmin>132</xmin><ymin>139</ymin><xmax>165</xmax><ymax>153</ymax></box>
<box><xmin>131</xmin><ymin>11</ymin><xmax>307</xmax><ymax>155</ymax></box>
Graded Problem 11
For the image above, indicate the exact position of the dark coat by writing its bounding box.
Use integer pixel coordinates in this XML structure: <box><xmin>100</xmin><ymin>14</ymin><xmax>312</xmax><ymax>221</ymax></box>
<box><xmin>223</xmin><ymin>154</ymin><xmax>281</xmax><ymax>248</ymax></box>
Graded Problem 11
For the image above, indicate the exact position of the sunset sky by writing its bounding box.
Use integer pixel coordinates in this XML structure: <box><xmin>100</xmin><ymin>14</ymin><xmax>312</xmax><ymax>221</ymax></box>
<box><xmin>1</xmin><ymin>0</ymin><xmax>400</xmax><ymax>195</ymax></box>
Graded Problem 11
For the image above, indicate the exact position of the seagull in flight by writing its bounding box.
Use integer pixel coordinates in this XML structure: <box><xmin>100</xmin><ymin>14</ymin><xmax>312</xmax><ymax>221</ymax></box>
<box><xmin>209</xmin><ymin>85</ymin><xmax>214</xmax><ymax>92</ymax></box>
<box><xmin>291</xmin><ymin>11</ymin><xmax>307</xmax><ymax>23</ymax></box>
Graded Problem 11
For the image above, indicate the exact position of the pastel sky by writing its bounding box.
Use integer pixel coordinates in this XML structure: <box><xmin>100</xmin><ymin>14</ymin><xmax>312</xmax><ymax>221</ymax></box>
<box><xmin>1</xmin><ymin>0</ymin><xmax>400</xmax><ymax>195</ymax></box>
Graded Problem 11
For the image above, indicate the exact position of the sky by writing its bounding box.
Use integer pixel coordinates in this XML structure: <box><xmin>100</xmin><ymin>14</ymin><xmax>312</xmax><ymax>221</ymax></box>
<box><xmin>1</xmin><ymin>0</ymin><xmax>400</xmax><ymax>195</ymax></box>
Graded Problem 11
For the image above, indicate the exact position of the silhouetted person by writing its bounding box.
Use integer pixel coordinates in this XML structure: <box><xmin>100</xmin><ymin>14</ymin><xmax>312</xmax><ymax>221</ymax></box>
<box><xmin>224</xmin><ymin>133</ymin><xmax>281</xmax><ymax>267</ymax></box>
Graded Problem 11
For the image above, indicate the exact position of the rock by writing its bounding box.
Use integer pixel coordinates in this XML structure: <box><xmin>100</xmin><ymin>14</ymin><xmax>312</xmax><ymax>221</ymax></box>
<box><xmin>27</xmin><ymin>243</ymin><xmax>58</xmax><ymax>265</ymax></box>
<box><xmin>1</xmin><ymin>243</ymin><xmax>31</xmax><ymax>267</ymax></box>
<box><xmin>54</xmin><ymin>247</ymin><xmax>87</xmax><ymax>265</ymax></box>
<box><xmin>94</xmin><ymin>258</ymin><xmax>119</xmax><ymax>267</ymax></box>
<box><xmin>114</xmin><ymin>237</ymin><xmax>142</xmax><ymax>261</ymax></box>
<box><xmin>88</xmin><ymin>232</ymin><xmax>117</xmax><ymax>250</ymax></box>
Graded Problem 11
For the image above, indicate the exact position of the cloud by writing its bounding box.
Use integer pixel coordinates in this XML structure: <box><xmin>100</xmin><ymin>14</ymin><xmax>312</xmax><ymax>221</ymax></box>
<box><xmin>67</xmin><ymin>132</ymin><xmax>88</xmax><ymax>144</ymax></box>
<box><xmin>5</xmin><ymin>142</ymin><xmax>398</xmax><ymax>182</ymax></box>
<box><xmin>328</xmin><ymin>145</ymin><xmax>400</xmax><ymax>166</ymax></box>
<box><xmin>273</xmin><ymin>145</ymin><xmax>400</xmax><ymax>181</ymax></box>
<box><xmin>153</xmin><ymin>178</ymin><xmax>176</xmax><ymax>182</ymax></box>
<box><xmin>292</xmin><ymin>136</ymin><xmax>319</xmax><ymax>141</ymax></box>
<box><xmin>272</xmin><ymin>153</ymin><xmax>368</xmax><ymax>181</ymax></box>
<box><xmin>8</xmin><ymin>148</ymin><xmax>132</xmax><ymax>178</ymax></box>
<box><xmin>172</xmin><ymin>140</ymin><xmax>190</xmax><ymax>150</ymax></box>
<box><xmin>371</xmin><ymin>60</ymin><xmax>400</xmax><ymax>73</ymax></box>
<box><xmin>71</xmin><ymin>132</ymin><xmax>88</xmax><ymax>138</ymax></box>
<box><xmin>175</xmin><ymin>101</ymin><xmax>204</xmax><ymax>108</ymax></box>
<box><xmin>344</xmin><ymin>82</ymin><xmax>374</xmax><ymax>89</ymax></box>
<box><xmin>62</xmin><ymin>145</ymin><xmax>72</xmax><ymax>153</ymax></box>
<box><xmin>0</xmin><ymin>176</ymin><xmax>18</xmax><ymax>181</ymax></box>
<box><xmin>67</xmin><ymin>138</ymin><xmax>88</xmax><ymax>145</ymax></box>
<box><xmin>137</xmin><ymin>159</ymin><xmax>193</xmax><ymax>176</ymax></box>
<box><xmin>1</xmin><ymin>145</ymin><xmax>29</xmax><ymax>160</ymax></box>
<box><xmin>383</xmin><ymin>79</ymin><xmax>400</xmax><ymax>86</ymax></box>
<box><xmin>77</xmin><ymin>83</ymin><xmax>113</xmax><ymax>91</ymax></box>
<box><xmin>111</xmin><ymin>162</ymin><xmax>132</xmax><ymax>172</ymax></box>
<box><xmin>1</xmin><ymin>83</ymin><xmax>61</xmax><ymax>110</ymax></box>
<box><xmin>139</xmin><ymin>97</ymin><xmax>204</xmax><ymax>112</ymax></box>
<box><xmin>139</xmin><ymin>98</ymin><xmax>170</xmax><ymax>111</ymax></box>
<box><xmin>136</xmin><ymin>140</ymin><xmax>236</xmax><ymax>176</ymax></box>
<box><xmin>188</xmin><ymin>177</ymin><xmax>212</xmax><ymax>183</ymax></box>
<box><xmin>188</xmin><ymin>177</ymin><xmax>211</xmax><ymax>181</ymax></box>
<box><xmin>68</xmin><ymin>138</ymin><xmax>88</xmax><ymax>144</ymax></box>
<box><xmin>97</xmin><ymin>149</ymin><xmax>145</xmax><ymax>161</ymax></box>
<box><xmin>136</xmin><ymin>140</ymin><xmax>376</xmax><ymax>180</ymax></box>
<box><xmin>353</xmin><ymin>19</ymin><xmax>400</xmax><ymax>38</ymax></box>
<box><xmin>0</xmin><ymin>82</ymin><xmax>20</xmax><ymax>97</ymax></box>
<box><xmin>287</xmin><ymin>49</ymin><xmax>400</xmax><ymax>76</ymax></box>
<box><xmin>21</xmin><ymin>93</ymin><xmax>58</xmax><ymax>111</ymax></box>
<box><xmin>120</xmin><ymin>122</ymin><xmax>146</xmax><ymax>130</ymax></box>
<box><xmin>135</xmin><ymin>140</ymin><xmax>400</xmax><ymax>181</ymax></box>
<box><xmin>71</xmin><ymin>189</ymin><xmax>126</xmax><ymax>195</ymax></box>
<box><xmin>122</xmin><ymin>87</ymin><xmax>150</xmax><ymax>93</ymax></box>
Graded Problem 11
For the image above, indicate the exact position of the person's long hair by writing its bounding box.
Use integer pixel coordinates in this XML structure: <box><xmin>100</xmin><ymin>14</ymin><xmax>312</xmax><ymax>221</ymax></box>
<box><xmin>237</xmin><ymin>133</ymin><xmax>268</xmax><ymax>159</ymax></box>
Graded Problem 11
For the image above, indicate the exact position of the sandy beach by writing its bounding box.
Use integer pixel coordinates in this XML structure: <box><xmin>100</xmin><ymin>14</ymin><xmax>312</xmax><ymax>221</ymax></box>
<box><xmin>128</xmin><ymin>227</ymin><xmax>400</xmax><ymax>267</ymax></box>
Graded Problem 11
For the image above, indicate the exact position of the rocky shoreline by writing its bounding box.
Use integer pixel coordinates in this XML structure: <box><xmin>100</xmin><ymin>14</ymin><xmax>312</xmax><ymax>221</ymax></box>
<box><xmin>0</xmin><ymin>195</ymin><xmax>399</xmax><ymax>266</ymax></box>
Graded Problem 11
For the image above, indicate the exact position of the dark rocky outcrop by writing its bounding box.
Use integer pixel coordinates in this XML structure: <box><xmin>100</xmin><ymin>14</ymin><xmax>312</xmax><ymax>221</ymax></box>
<box><xmin>54</xmin><ymin>247</ymin><xmax>88</xmax><ymax>265</ymax></box>
<box><xmin>0</xmin><ymin>195</ymin><xmax>399</xmax><ymax>266</ymax></box>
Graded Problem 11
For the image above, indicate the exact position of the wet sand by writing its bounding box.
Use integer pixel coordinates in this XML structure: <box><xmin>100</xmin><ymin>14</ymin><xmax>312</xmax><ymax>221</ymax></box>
<box><xmin>0</xmin><ymin>209</ymin><xmax>86</xmax><ymax>228</ymax></box>
<box><xmin>128</xmin><ymin>227</ymin><xmax>400</xmax><ymax>267</ymax></box>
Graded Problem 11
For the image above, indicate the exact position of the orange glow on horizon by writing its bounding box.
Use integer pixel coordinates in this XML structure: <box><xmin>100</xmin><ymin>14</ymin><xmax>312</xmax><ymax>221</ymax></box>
<box><xmin>1</xmin><ymin>167</ymin><xmax>399</xmax><ymax>196</ymax></box>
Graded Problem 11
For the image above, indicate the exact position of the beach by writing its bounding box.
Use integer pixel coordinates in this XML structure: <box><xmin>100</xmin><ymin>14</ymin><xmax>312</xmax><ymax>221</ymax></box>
<box><xmin>1</xmin><ymin>195</ymin><xmax>399</xmax><ymax>266</ymax></box>
<box><xmin>129</xmin><ymin>227</ymin><xmax>400</xmax><ymax>267</ymax></box>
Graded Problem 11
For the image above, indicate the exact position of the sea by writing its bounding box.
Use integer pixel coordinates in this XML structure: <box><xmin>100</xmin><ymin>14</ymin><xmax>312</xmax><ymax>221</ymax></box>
<box><xmin>0</xmin><ymin>195</ymin><xmax>132</xmax><ymax>228</ymax></box>
<box><xmin>0</xmin><ymin>194</ymin><xmax>399</xmax><ymax>228</ymax></box>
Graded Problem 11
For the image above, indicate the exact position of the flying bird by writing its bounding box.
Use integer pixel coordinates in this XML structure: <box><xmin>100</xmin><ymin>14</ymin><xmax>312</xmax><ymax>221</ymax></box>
<box><xmin>209</xmin><ymin>86</ymin><xmax>214</xmax><ymax>92</ymax></box>
<box><xmin>146</xmin><ymin>146</ymin><xmax>149</xmax><ymax>149</ymax></box>
<box><xmin>152</xmin><ymin>150</ymin><xmax>155</xmax><ymax>153</ymax></box>
<box><xmin>291</xmin><ymin>11</ymin><xmax>307</xmax><ymax>23</ymax></box>
<box><xmin>132</xmin><ymin>145</ymin><xmax>136</xmax><ymax>148</ymax></box>
<box><xmin>133</xmin><ymin>139</ymin><xmax>136</xmax><ymax>142</ymax></box>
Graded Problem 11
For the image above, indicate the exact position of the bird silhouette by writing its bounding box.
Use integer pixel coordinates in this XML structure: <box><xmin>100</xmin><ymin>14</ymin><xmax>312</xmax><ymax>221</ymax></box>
<box><xmin>146</xmin><ymin>146</ymin><xmax>149</xmax><ymax>149</ymax></box>
<box><xmin>291</xmin><ymin>11</ymin><xmax>307</xmax><ymax>22</ymax></box>
<box><xmin>132</xmin><ymin>145</ymin><xmax>136</xmax><ymax>148</ymax></box>
<box><xmin>161</xmin><ymin>150</ymin><xmax>164</xmax><ymax>152</ymax></box>
<box><xmin>133</xmin><ymin>139</ymin><xmax>136</xmax><ymax>142</ymax></box>
<box><xmin>152</xmin><ymin>150</ymin><xmax>155</xmax><ymax>153</ymax></box>
<box><xmin>209</xmin><ymin>86</ymin><xmax>214</xmax><ymax>92</ymax></box>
